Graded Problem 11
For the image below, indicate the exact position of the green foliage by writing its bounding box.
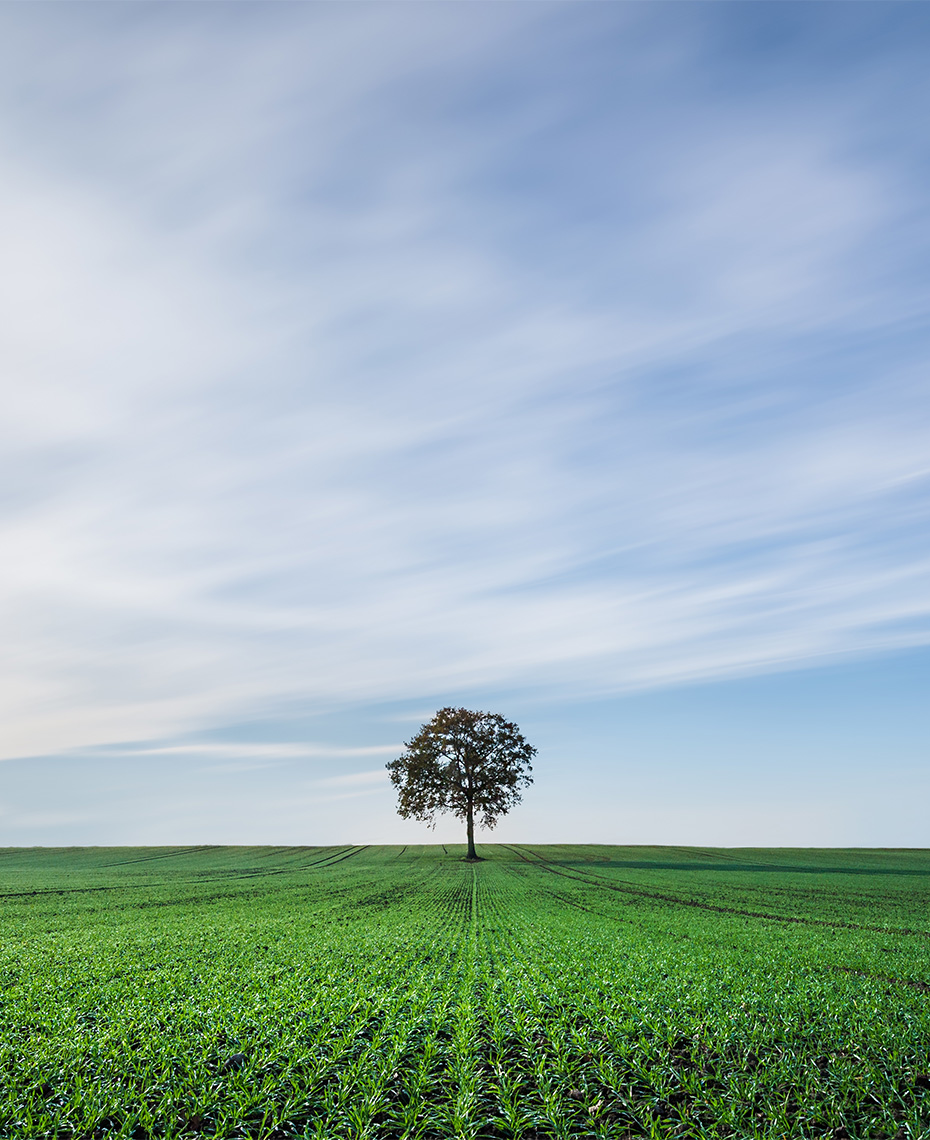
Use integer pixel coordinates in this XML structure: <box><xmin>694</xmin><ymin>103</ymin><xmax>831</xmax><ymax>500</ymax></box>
<box><xmin>386</xmin><ymin>708</ymin><xmax>535</xmax><ymax>854</ymax></box>
<box><xmin>0</xmin><ymin>844</ymin><xmax>928</xmax><ymax>1138</ymax></box>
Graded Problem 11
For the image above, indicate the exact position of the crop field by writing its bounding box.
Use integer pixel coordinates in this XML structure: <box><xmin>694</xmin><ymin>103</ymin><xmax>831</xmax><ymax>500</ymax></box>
<box><xmin>1</xmin><ymin>845</ymin><xmax>929</xmax><ymax>1140</ymax></box>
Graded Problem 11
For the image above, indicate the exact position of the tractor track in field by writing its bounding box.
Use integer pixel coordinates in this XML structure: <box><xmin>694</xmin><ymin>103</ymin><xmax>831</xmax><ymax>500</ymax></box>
<box><xmin>309</xmin><ymin>844</ymin><xmax>370</xmax><ymax>868</ymax></box>
<box><xmin>105</xmin><ymin>845</ymin><xmax>219</xmax><ymax>867</ymax></box>
<box><xmin>500</xmin><ymin>858</ymin><xmax>636</xmax><ymax>924</ymax></box>
<box><xmin>0</xmin><ymin>847</ymin><xmax>370</xmax><ymax>904</ymax></box>
<box><xmin>503</xmin><ymin>845</ymin><xmax>930</xmax><ymax>942</ymax></box>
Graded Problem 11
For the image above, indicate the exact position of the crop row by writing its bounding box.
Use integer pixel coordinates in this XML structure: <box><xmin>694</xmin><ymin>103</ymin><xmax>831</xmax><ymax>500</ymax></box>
<box><xmin>0</xmin><ymin>846</ymin><xmax>926</xmax><ymax>1138</ymax></box>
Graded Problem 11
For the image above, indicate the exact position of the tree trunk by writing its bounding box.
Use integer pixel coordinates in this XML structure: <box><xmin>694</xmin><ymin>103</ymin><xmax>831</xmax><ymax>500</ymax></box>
<box><xmin>465</xmin><ymin>799</ymin><xmax>476</xmax><ymax>860</ymax></box>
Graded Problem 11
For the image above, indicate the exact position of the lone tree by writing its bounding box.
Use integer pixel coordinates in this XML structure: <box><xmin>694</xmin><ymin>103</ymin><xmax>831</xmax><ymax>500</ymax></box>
<box><xmin>386</xmin><ymin>707</ymin><xmax>535</xmax><ymax>861</ymax></box>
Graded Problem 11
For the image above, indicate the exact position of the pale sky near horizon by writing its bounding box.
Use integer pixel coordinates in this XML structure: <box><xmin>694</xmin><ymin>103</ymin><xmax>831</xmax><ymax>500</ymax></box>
<box><xmin>1</xmin><ymin>3</ymin><xmax>928</xmax><ymax>847</ymax></box>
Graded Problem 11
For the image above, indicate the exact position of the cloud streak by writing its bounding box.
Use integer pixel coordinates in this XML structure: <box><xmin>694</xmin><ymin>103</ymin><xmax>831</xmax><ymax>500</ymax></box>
<box><xmin>0</xmin><ymin>4</ymin><xmax>929</xmax><ymax>764</ymax></box>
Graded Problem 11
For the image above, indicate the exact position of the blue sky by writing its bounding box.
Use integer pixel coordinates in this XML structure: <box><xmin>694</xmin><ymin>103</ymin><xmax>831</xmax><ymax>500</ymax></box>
<box><xmin>0</xmin><ymin>4</ymin><xmax>928</xmax><ymax>846</ymax></box>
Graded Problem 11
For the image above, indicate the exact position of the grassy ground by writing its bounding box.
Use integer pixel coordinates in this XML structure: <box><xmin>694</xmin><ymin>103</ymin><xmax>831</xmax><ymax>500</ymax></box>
<box><xmin>1</xmin><ymin>844</ymin><xmax>928</xmax><ymax>1139</ymax></box>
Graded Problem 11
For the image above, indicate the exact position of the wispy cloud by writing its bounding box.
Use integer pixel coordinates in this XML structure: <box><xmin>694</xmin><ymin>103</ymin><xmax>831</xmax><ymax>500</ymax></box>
<box><xmin>0</xmin><ymin>4</ymin><xmax>928</xmax><ymax>766</ymax></box>
<box><xmin>112</xmin><ymin>742</ymin><xmax>400</xmax><ymax>761</ymax></box>
<box><xmin>315</xmin><ymin>770</ymin><xmax>390</xmax><ymax>789</ymax></box>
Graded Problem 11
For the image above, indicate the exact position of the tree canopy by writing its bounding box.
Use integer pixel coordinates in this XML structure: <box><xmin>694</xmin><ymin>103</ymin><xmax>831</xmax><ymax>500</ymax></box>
<box><xmin>386</xmin><ymin>706</ymin><xmax>535</xmax><ymax>860</ymax></box>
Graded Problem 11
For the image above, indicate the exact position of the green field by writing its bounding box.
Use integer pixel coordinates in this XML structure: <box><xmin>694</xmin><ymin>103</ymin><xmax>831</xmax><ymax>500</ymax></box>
<box><xmin>2</xmin><ymin>844</ymin><xmax>929</xmax><ymax>1140</ymax></box>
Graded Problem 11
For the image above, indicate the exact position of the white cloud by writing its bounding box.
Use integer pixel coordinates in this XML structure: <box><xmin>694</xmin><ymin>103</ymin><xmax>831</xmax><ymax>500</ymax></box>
<box><xmin>120</xmin><ymin>742</ymin><xmax>400</xmax><ymax>760</ymax></box>
<box><xmin>315</xmin><ymin>769</ymin><xmax>391</xmax><ymax>789</ymax></box>
<box><xmin>0</xmin><ymin>4</ymin><xmax>928</xmax><ymax>766</ymax></box>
